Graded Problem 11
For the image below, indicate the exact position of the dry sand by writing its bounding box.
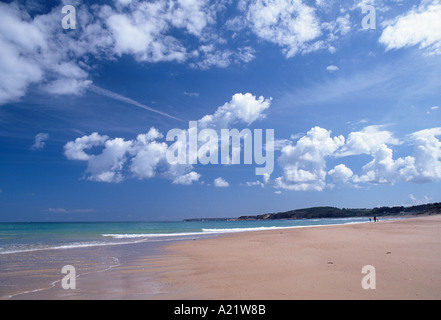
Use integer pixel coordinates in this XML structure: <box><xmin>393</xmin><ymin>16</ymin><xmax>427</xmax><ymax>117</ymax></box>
<box><xmin>154</xmin><ymin>215</ymin><xmax>441</xmax><ymax>300</ymax></box>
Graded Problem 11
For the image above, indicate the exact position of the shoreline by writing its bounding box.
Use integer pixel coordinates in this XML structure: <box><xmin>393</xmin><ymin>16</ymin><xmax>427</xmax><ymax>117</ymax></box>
<box><xmin>3</xmin><ymin>215</ymin><xmax>440</xmax><ymax>299</ymax></box>
<box><xmin>152</xmin><ymin>215</ymin><xmax>441</xmax><ymax>300</ymax></box>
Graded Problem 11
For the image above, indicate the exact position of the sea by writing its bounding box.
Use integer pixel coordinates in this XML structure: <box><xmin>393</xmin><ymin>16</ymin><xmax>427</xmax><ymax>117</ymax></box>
<box><xmin>0</xmin><ymin>217</ymin><xmax>381</xmax><ymax>299</ymax></box>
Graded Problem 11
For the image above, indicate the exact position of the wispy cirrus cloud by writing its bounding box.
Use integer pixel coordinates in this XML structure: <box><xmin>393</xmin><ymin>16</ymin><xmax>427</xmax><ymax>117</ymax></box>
<box><xmin>48</xmin><ymin>208</ymin><xmax>95</xmax><ymax>214</ymax></box>
<box><xmin>88</xmin><ymin>85</ymin><xmax>183</xmax><ymax>122</ymax></box>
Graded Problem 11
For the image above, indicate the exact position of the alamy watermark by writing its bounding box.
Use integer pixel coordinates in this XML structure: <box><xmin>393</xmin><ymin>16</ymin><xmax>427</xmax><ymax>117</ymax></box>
<box><xmin>61</xmin><ymin>265</ymin><xmax>76</xmax><ymax>290</ymax></box>
<box><xmin>361</xmin><ymin>265</ymin><xmax>376</xmax><ymax>290</ymax></box>
<box><xmin>61</xmin><ymin>5</ymin><xmax>76</xmax><ymax>30</ymax></box>
<box><xmin>362</xmin><ymin>5</ymin><xmax>376</xmax><ymax>30</ymax></box>
<box><xmin>61</xmin><ymin>4</ymin><xmax>377</xmax><ymax>31</ymax></box>
<box><xmin>166</xmin><ymin>121</ymin><xmax>274</xmax><ymax>176</ymax></box>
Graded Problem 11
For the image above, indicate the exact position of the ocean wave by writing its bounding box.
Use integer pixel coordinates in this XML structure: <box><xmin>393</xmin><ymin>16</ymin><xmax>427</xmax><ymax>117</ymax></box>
<box><xmin>201</xmin><ymin>226</ymin><xmax>286</xmax><ymax>233</ymax></box>
<box><xmin>103</xmin><ymin>227</ymin><xmax>292</xmax><ymax>238</ymax></box>
<box><xmin>0</xmin><ymin>239</ymin><xmax>148</xmax><ymax>255</ymax></box>
<box><xmin>102</xmin><ymin>232</ymin><xmax>205</xmax><ymax>239</ymax></box>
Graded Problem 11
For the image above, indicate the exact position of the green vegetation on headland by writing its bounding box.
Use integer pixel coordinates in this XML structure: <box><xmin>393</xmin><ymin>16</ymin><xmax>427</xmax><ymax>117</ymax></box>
<box><xmin>184</xmin><ymin>202</ymin><xmax>441</xmax><ymax>222</ymax></box>
<box><xmin>236</xmin><ymin>202</ymin><xmax>441</xmax><ymax>220</ymax></box>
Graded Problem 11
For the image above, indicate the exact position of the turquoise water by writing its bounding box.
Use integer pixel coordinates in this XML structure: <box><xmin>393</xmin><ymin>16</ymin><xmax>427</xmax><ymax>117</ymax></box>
<box><xmin>0</xmin><ymin>217</ymin><xmax>373</xmax><ymax>255</ymax></box>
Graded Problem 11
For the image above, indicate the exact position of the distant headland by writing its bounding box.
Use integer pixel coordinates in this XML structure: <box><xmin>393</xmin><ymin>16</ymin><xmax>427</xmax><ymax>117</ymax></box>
<box><xmin>184</xmin><ymin>202</ymin><xmax>441</xmax><ymax>222</ymax></box>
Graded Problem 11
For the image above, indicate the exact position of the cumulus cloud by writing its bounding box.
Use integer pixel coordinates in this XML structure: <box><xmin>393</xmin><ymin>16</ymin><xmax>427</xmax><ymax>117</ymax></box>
<box><xmin>406</xmin><ymin>127</ymin><xmax>441</xmax><ymax>183</ymax></box>
<box><xmin>379</xmin><ymin>1</ymin><xmax>441</xmax><ymax>55</ymax></box>
<box><xmin>199</xmin><ymin>93</ymin><xmax>271</xmax><ymax>129</ymax></box>
<box><xmin>130</xmin><ymin>129</ymin><xmax>167</xmax><ymax>179</ymax></box>
<box><xmin>214</xmin><ymin>177</ymin><xmax>229</xmax><ymax>187</ymax></box>
<box><xmin>64</xmin><ymin>92</ymin><xmax>270</xmax><ymax>184</ymax></box>
<box><xmin>352</xmin><ymin>144</ymin><xmax>410</xmax><ymax>185</ymax></box>
<box><xmin>172</xmin><ymin>171</ymin><xmax>201</xmax><ymax>185</ymax></box>
<box><xmin>0</xmin><ymin>3</ymin><xmax>45</xmax><ymax>104</ymax></box>
<box><xmin>337</xmin><ymin>125</ymin><xmax>400</xmax><ymax>157</ymax></box>
<box><xmin>328</xmin><ymin>164</ymin><xmax>353</xmax><ymax>183</ymax></box>
<box><xmin>345</xmin><ymin>126</ymin><xmax>441</xmax><ymax>186</ymax></box>
<box><xmin>275</xmin><ymin>125</ymin><xmax>441</xmax><ymax>191</ymax></box>
<box><xmin>64</xmin><ymin>132</ymin><xmax>109</xmax><ymax>161</ymax></box>
<box><xmin>64</xmin><ymin>127</ymin><xmax>197</xmax><ymax>184</ymax></box>
<box><xmin>276</xmin><ymin>126</ymin><xmax>345</xmax><ymax>191</ymax></box>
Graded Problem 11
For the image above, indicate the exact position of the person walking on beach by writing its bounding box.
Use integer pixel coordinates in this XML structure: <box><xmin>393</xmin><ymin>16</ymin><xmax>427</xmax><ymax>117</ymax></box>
<box><xmin>373</xmin><ymin>216</ymin><xmax>377</xmax><ymax>222</ymax></box>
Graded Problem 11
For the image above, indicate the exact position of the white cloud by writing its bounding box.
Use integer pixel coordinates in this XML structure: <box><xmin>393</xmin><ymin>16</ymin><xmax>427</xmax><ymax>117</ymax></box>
<box><xmin>64</xmin><ymin>127</ymin><xmax>198</xmax><ymax>184</ymax></box>
<box><xmin>130</xmin><ymin>130</ymin><xmax>167</xmax><ymax>179</ymax></box>
<box><xmin>242</xmin><ymin>0</ymin><xmax>322</xmax><ymax>57</ymax></box>
<box><xmin>63</xmin><ymin>92</ymin><xmax>271</xmax><ymax>185</ymax></box>
<box><xmin>0</xmin><ymin>2</ymin><xmax>104</xmax><ymax>104</ymax></box>
<box><xmin>64</xmin><ymin>122</ymin><xmax>441</xmax><ymax>190</ymax></box>
<box><xmin>348</xmin><ymin>127</ymin><xmax>441</xmax><ymax>185</ymax></box>
<box><xmin>31</xmin><ymin>133</ymin><xmax>49</xmax><ymax>150</ymax></box>
<box><xmin>184</xmin><ymin>91</ymin><xmax>200</xmax><ymax>97</ymax></box>
<box><xmin>337</xmin><ymin>125</ymin><xmax>400</xmax><ymax>156</ymax></box>
<box><xmin>106</xmin><ymin>11</ymin><xmax>186</xmax><ymax>63</ymax></box>
<box><xmin>352</xmin><ymin>144</ymin><xmax>410</xmax><ymax>185</ymax></box>
<box><xmin>405</xmin><ymin>127</ymin><xmax>441</xmax><ymax>183</ymax></box>
<box><xmin>335</xmin><ymin>14</ymin><xmax>351</xmax><ymax>36</ymax></box>
<box><xmin>0</xmin><ymin>0</ymin><xmax>238</xmax><ymax>105</ymax></box>
<box><xmin>379</xmin><ymin>1</ymin><xmax>441</xmax><ymax>55</ymax></box>
<box><xmin>328</xmin><ymin>164</ymin><xmax>353</xmax><ymax>183</ymax></box>
<box><xmin>0</xmin><ymin>0</ymin><xmax>370</xmax><ymax>105</ymax></box>
<box><xmin>275</xmin><ymin>125</ymin><xmax>441</xmax><ymax>191</ymax></box>
<box><xmin>191</xmin><ymin>44</ymin><xmax>233</xmax><ymax>69</ymax></box>
<box><xmin>276</xmin><ymin>126</ymin><xmax>345</xmax><ymax>191</ymax></box>
<box><xmin>326</xmin><ymin>65</ymin><xmax>339</xmax><ymax>72</ymax></box>
<box><xmin>43</xmin><ymin>78</ymin><xmax>92</xmax><ymax>96</ymax></box>
<box><xmin>64</xmin><ymin>132</ymin><xmax>109</xmax><ymax>161</ymax></box>
<box><xmin>172</xmin><ymin>171</ymin><xmax>201</xmax><ymax>185</ymax></box>
<box><xmin>85</xmin><ymin>137</ymin><xmax>133</xmax><ymax>183</ymax></box>
<box><xmin>427</xmin><ymin>105</ymin><xmax>440</xmax><ymax>114</ymax></box>
<box><xmin>246</xmin><ymin>180</ymin><xmax>264</xmax><ymax>187</ymax></box>
<box><xmin>199</xmin><ymin>93</ymin><xmax>271</xmax><ymax>129</ymax></box>
<box><xmin>190</xmin><ymin>45</ymin><xmax>256</xmax><ymax>70</ymax></box>
<box><xmin>214</xmin><ymin>177</ymin><xmax>229</xmax><ymax>187</ymax></box>
<box><xmin>0</xmin><ymin>3</ymin><xmax>45</xmax><ymax>104</ymax></box>
<box><xmin>102</xmin><ymin>0</ymin><xmax>218</xmax><ymax>63</ymax></box>
<box><xmin>408</xmin><ymin>193</ymin><xmax>432</xmax><ymax>205</ymax></box>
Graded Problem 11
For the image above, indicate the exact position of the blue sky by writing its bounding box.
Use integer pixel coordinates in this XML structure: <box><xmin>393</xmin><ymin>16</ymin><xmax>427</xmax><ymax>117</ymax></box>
<box><xmin>1</xmin><ymin>0</ymin><xmax>441</xmax><ymax>221</ymax></box>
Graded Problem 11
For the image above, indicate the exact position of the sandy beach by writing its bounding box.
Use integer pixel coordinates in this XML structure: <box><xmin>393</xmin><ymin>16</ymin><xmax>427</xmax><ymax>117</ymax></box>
<box><xmin>154</xmin><ymin>215</ymin><xmax>441</xmax><ymax>300</ymax></box>
<box><xmin>5</xmin><ymin>215</ymin><xmax>441</xmax><ymax>300</ymax></box>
